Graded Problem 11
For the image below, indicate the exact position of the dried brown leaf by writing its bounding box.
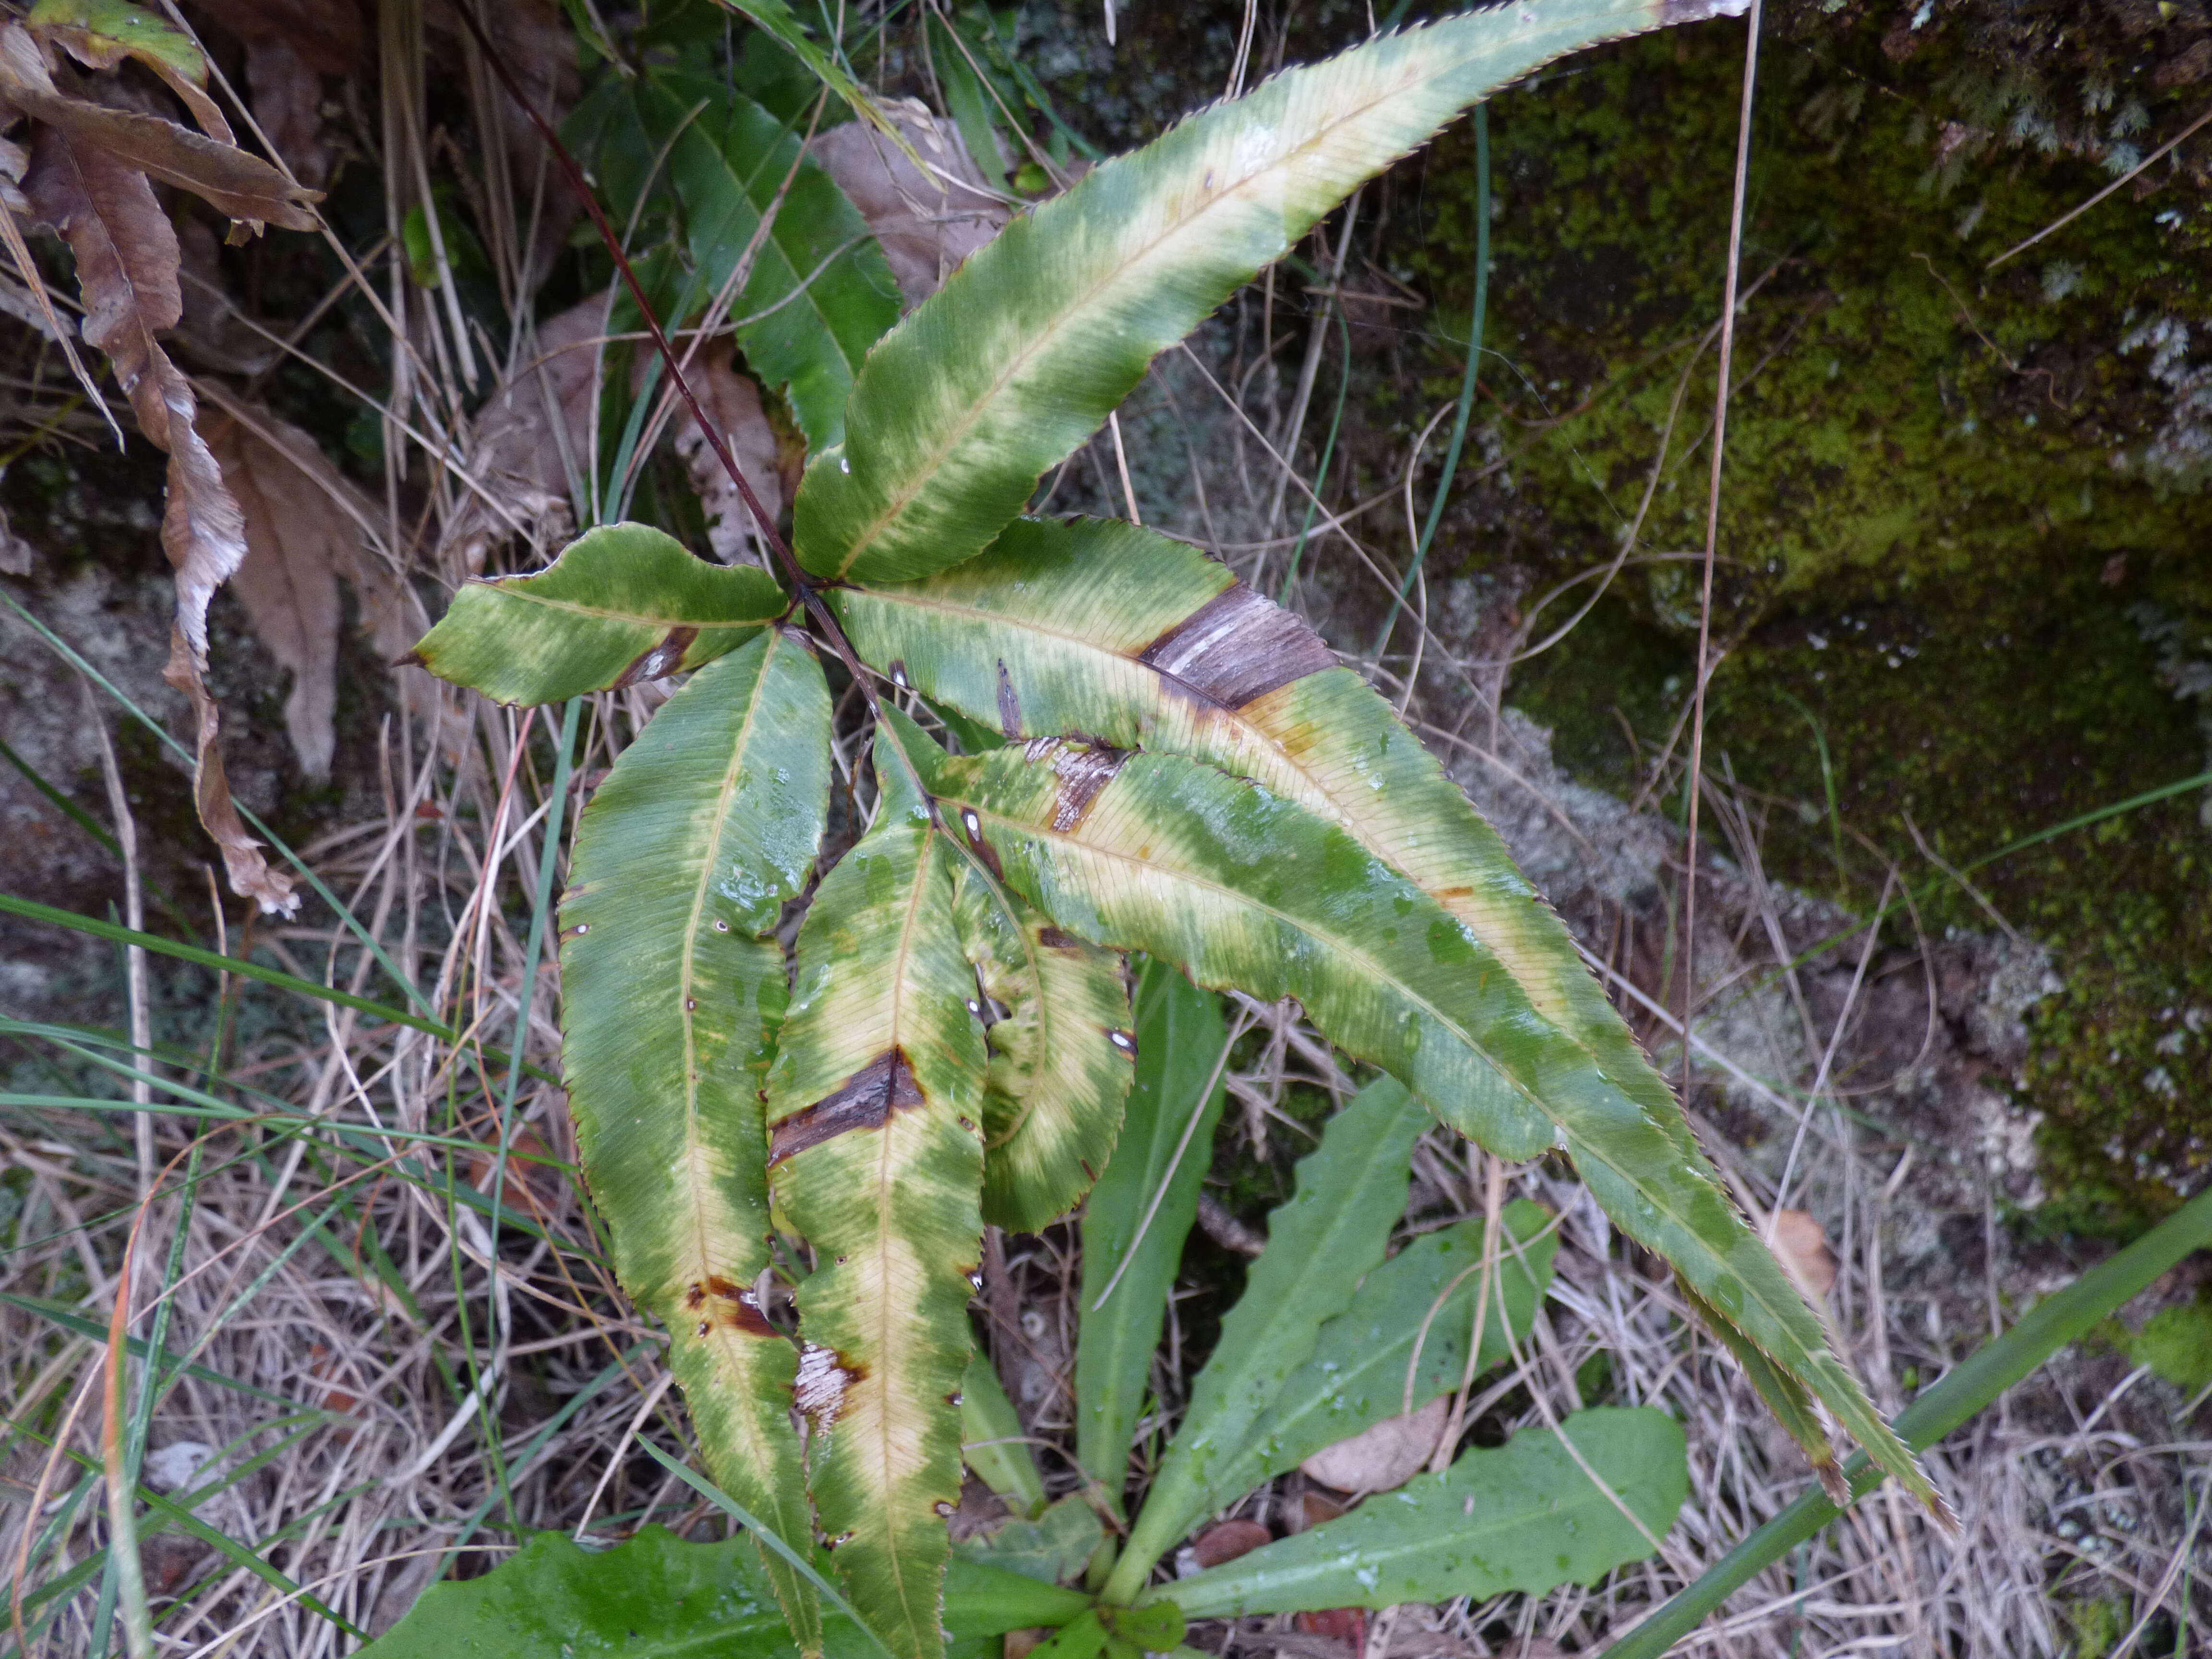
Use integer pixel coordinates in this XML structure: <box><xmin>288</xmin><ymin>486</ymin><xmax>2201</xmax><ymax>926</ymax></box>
<box><xmin>0</xmin><ymin>24</ymin><xmax>319</xmax><ymax>234</ymax></box>
<box><xmin>1768</xmin><ymin>1208</ymin><xmax>1839</xmax><ymax>1301</ymax></box>
<box><xmin>809</xmin><ymin>101</ymin><xmax>1008</xmax><ymax>308</ymax></box>
<box><xmin>441</xmin><ymin>294</ymin><xmax>605</xmax><ymax>572</ymax></box>
<box><xmin>242</xmin><ymin>35</ymin><xmax>326</xmax><ymax>188</ymax></box>
<box><xmin>204</xmin><ymin>406</ymin><xmax>365</xmax><ymax>779</ymax></box>
<box><xmin>207</xmin><ymin>0</ymin><xmax>364</xmax><ymax>77</ymax></box>
<box><xmin>671</xmin><ymin>339</ymin><xmax>789</xmax><ymax>567</ymax></box>
<box><xmin>1191</xmin><ymin>1519</ymin><xmax>1272</xmax><ymax>1568</ymax></box>
<box><xmin>1295</xmin><ymin>1609</ymin><xmax>1366</xmax><ymax>1652</ymax></box>
<box><xmin>1297</xmin><ymin>1395</ymin><xmax>1450</xmax><ymax>1495</ymax></box>
<box><xmin>24</xmin><ymin>120</ymin><xmax>296</xmax><ymax>913</ymax></box>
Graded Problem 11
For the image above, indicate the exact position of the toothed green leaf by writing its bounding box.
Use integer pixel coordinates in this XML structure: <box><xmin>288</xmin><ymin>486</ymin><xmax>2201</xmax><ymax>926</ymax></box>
<box><xmin>560</xmin><ymin>629</ymin><xmax>832</xmax><ymax>1646</ymax></box>
<box><xmin>953</xmin><ymin>855</ymin><xmax>1134</xmax><ymax>1232</ymax></box>
<box><xmin>910</xmin><ymin>739</ymin><xmax>1937</xmax><ymax>1515</ymax></box>
<box><xmin>793</xmin><ymin>0</ymin><xmax>1744</xmax><ymax>583</ymax></box>
<box><xmin>765</xmin><ymin>731</ymin><xmax>991</xmax><ymax>1659</ymax></box>
<box><xmin>637</xmin><ymin>71</ymin><xmax>902</xmax><ymax>451</ymax></box>
<box><xmin>411</xmin><ymin>522</ymin><xmax>785</xmax><ymax>706</ymax></box>
<box><xmin>1107</xmin><ymin>1078</ymin><xmax>1429</xmax><ymax>1597</ymax></box>
<box><xmin>1154</xmin><ymin>1409</ymin><xmax>1688</xmax><ymax>1617</ymax></box>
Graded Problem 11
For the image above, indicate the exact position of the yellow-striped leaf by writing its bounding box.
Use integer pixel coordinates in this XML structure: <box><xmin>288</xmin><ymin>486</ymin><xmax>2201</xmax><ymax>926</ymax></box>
<box><xmin>793</xmin><ymin>0</ymin><xmax>1746</xmax><ymax>583</ymax></box>
<box><xmin>908</xmin><ymin>737</ymin><xmax>1938</xmax><ymax>1516</ymax></box>
<box><xmin>413</xmin><ymin>522</ymin><xmax>786</xmax><ymax>706</ymax></box>
<box><xmin>835</xmin><ymin>516</ymin><xmax>1881</xmax><ymax>1499</ymax></box>
<box><xmin>952</xmin><ymin>856</ymin><xmax>1134</xmax><ymax>1232</ymax></box>
<box><xmin>765</xmin><ymin>733</ymin><xmax>990</xmax><ymax>1659</ymax></box>
<box><xmin>560</xmin><ymin>628</ymin><xmax>832</xmax><ymax>1647</ymax></box>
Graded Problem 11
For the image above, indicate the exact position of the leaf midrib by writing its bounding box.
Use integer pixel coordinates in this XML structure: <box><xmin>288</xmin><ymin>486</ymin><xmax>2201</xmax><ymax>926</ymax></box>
<box><xmin>490</xmin><ymin>587</ymin><xmax>777</xmax><ymax>629</ymax></box>
<box><xmin>826</xmin><ymin>35</ymin><xmax>1489</xmax><ymax>577</ymax></box>
<box><xmin>873</xmin><ymin>820</ymin><xmax>938</xmax><ymax>1647</ymax></box>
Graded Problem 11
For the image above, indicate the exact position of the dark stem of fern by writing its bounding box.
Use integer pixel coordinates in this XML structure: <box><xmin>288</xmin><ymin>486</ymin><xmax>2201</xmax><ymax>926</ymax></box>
<box><xmin>450</xmin><ymin>2</ymin><xmax>931</xmax><ymax>803</ymax></box>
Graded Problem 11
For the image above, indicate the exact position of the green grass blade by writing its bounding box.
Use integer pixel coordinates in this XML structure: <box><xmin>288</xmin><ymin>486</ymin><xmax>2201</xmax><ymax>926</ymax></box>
<box><xmin>408</xmin><ymin>522</ymin><xmax>787</xmax><ymax>706</ymax></box>
<box><xmin>764</xmin><ymin>729</ymin><xmax>991</xmax><ymax>1659</ymax></box>
<box><xmin>1603</xmin><ymin>1182</ymin><xmax>2212</xmax><ymax>1659</ymax></box>
<box><xmin>952</xmin><ymin>857</ymin><xmax>1134</xmax><ymax>1232</ymax></box>
<box><xmin>0</xmin><ymin>892</ymin><xmax>447</xmax><ymax>1038</ymax></box>
<box><xmin>1153</xmin><ymin>1408</ymin><xmax>1686</xmax><ymax>1618</ymax></box>
<box><xmin>561</xmin><ymin>627</ymin><xmax>834</xmax><ymax>1647</ymax></box>
<box><xmin>1073</xmin><ymin>961</ymin><xmax>1227</xmax><ymax>1511</ymax></box>
<box><xmin>1105</xmin><ymin>1078</ymin><xmax>1429</xmax><ymax>1599</ymax></box>
<box><xmin>794</xmin><ymin>0</ymin><xmax>1743</xmax><ymax>583</ymax></box>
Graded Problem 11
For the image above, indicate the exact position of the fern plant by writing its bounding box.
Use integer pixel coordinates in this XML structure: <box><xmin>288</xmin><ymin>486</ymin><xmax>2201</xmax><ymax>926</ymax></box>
<box><xmin>364</xmin><ymin>965</ymin><xmax>1690</xmax><ymax>1659</ymax></box>
<box><xmin>411</xmin><ymin>3</ymin><xmax>1941</xmax><ymax>1655</ymax></box>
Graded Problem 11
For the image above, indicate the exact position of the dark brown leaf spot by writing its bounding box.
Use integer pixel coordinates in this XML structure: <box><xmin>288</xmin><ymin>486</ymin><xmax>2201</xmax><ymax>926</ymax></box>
<box><xmin>1049</xmin><ymin>745</ymin><xmax>1127</xmax><ymax>833</ymax></box>
<box><xmin>1035</xmin><ymin>926</ymin><xmax>1076</xmax><ymax>949</ymax></box>
<box><xmin>1138</xmin><ymin>583</ymin><xmax>1334</xmax><ymax>710</ymax></box>
<box><xmin>685</xmin><ymin>1275</ymin><xmax>777</xmax><ymax>1338</ymax></box>
<box><xmin>956</xmin><ymin>806</ymin><xmax>1004</xmax><ymax>879</ymax></box>
<box><xmin>613</xmin><ymin>625</ymin><xmax>698</xmax><ymax>689</ymax></box>
<box><xmin>768</xmin><ymin>1048</ymin><xmax>925</xmax><ymax>1166</ymax></box>
<box><xmin>995</xmin><ymin>658</ymin><xmax>1022</xmax><ymax>739</ymax></box>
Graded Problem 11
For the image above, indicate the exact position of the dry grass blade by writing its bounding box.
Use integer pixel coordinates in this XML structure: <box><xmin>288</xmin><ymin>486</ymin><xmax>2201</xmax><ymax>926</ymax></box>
<box><xmin>809</xmin><ymin>100</ymin><xmax>1009</xmax><ymax>308</ymax></box>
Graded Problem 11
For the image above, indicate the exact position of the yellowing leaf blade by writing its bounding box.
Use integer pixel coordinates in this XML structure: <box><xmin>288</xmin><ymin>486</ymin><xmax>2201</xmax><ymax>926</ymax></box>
<box><xmin>560</xmin><ymin>629</ymin><xmax>834</xmax><ymax>1648</ymax></box>
<box><xmin>952</xmin><ymin>859</ymin><xmax>1133</xmax><ymax>1232</ymax></box>
<box><xmin>793</xmin><ymin>0</ymin><xmax>1745</xmax><ymax>582</ymax></box>
<box><xmin>766</xmin><ymin>735</ymin><xmax>990</xmax><ymax>1659</ymax></box>
<box><xmin>411</xmin><ymin>522</ymin><xmax>787</xmax><ymax>706</ymax></box>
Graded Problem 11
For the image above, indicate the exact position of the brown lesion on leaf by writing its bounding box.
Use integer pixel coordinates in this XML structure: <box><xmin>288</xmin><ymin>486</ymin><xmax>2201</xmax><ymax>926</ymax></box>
<box><xmin>1035</xmin><ymin>925</ymin><xmax>1077</xmax><ymax>950</ymax></box>
<box><xmin>1046</xmin><ymin>742</ymin><xmax>1127</xmax><ymax>832</ymax></box>
<box><xmin>794</xmin><ymin>1340</ymin><xmax>863</xmax><ymax>1430</ymax></box>
<box><xmin>995</xmin><ymin>657</ymin><xmax>1022</xmax><ymax>739</ymax></box>
<box><xmin>612</xmin><ymin>624</ymin><xmax>699</xmax><ymax>689</ymax></box>
<box><xmin>681</xmin><ymin>1274</ymin><xmax>779</xmax><ymax>1338</ymax></box>
<box><xmin>955</xmin><ymin>806</ymin><xmax>1005</xmax><ymax>879</ymax></box>
<box><xmin>768</xmin><ymin>1047</ymin><xmax>925</xmax><ymax>1166</ymax></box>
<box><xmin>1138</xmin><ymin>582</ymin><xmax>1336</xmax><ymax>710</ymax></box>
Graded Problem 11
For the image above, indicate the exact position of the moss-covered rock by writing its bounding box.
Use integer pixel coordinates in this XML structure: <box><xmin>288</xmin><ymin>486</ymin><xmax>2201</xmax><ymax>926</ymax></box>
<box><xmin>1387</xmin><ymin>14</ymin><xmax>2212</xmax><ymax>1219</ymax></box>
